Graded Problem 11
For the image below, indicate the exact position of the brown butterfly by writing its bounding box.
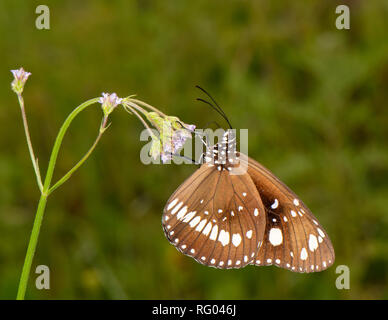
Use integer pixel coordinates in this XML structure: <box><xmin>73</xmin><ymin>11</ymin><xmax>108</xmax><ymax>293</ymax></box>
<box><xmin>161</xmin><ymin>90</ymin><xmax>334</xmax><ymax>273</ymax></box>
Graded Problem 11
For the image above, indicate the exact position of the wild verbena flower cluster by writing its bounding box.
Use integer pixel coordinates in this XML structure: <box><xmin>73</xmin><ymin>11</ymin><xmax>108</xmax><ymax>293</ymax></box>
<box><xmin>96</xmin><ymin>94</ymin><xmax>196</xmax><ymax>163</ymax></box>
<box><xmin>97</xmin><ymin>95</ymin><xmax>196</xmax><ymax>163</ymax></box>
<box><xmin>10</xmin><ymin>67</ymin><xmax>196</xmax><ymax>166</ymax></box>
<box><xmin>99</xmin><ymin>92</ymin><xmax>123</xmax><ymax>117</ymax></box>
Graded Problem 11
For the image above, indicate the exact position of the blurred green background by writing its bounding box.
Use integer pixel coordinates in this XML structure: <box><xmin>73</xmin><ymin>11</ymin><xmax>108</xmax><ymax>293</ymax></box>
<box><xmin>0</xmin><ymin>0</ymin><xmax>387</xmax><ymax>299</ymax></box>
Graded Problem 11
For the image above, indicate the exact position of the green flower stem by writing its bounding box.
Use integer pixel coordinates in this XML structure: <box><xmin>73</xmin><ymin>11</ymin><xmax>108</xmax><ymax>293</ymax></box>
<box><xmin>17</xmin><ymin>94</ymin><xmax>44</xmax><ymax>192</ymax></box>
<box><xmin>16</xmin><ymin>97</ymin><xmax>102</xmax><ymax>300</ymax></box>
<box><xmin>128</xmin><ymin>98</ymin><xmax>167</xmax><ymax>117</ymax></box>
<box><xmin>42</xmin><ymin>97</ymin><xmax>101</xmax><ymax>193</ymax></box>
<box><xmin>16</xmin><ymin>193</ymin><xmax>47</xmax><ymax>300</ymax></box>
<box><xmin>123</xmin><ymin>101</ymin><xmax>156</xmax><ymax>138</ymax></box>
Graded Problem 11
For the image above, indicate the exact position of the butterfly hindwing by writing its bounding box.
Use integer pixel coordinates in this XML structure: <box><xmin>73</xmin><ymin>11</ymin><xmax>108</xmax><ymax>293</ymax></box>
<box><xmin>245</xmin><ymin>156</ymin><xmax>335</xmax><ymax>273</ymax></box>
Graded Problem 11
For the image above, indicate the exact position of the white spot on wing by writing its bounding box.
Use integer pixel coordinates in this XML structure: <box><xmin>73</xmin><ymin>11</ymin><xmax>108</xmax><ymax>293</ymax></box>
<box><xmin>246</xmin><ymin>230</ymin><xmax>253</xmax><ymax>239</ymax></box>
<box><xmin>300</xmin><ymin>248</ymin><xmax>308</xmax><ymax>260</ymax></box>
<box><xmin>209</xmin><ymin>225</ymin><xmax>219</xmax><ymax>241</ymax></box>
<box><xmin>308</xmin><ymin>234</ymin><xmax>318</xmax><ymax>252</ymax></box>
<box><xmin>181</xmin><ymin>210</ymin><xmax>194</xmax><ymax>222</ymax></box>
<box><xmin>177</xmin><ymin>206</ymin><xmax>189</xmax><ymax>220</ymax></box>
<box><xmin>167</xmin><ymin>199</ymin><xmax>178</xmax><ymax>211</ymax></box>
<box><xmin>269</xmin><ymin>228</ymin><xmax>283</xmax><ymax>246</ymax></box>
<box><xmin>271</xmin><ymin>199</ymin><xmax>279</xmax><ymax>209</ymax></box>
<box><xmin>202</xmin><ymin>222</ymin><xmax>212</xmax><ymax>236</ymax></box>
<box><xmin>232</xmin><ymin>233</ymin><xmax>242</xmax><ymax>247</ymax></box>
<box><xmin>171</xmin><ymin>202</ymin><xmax>183</xmax><ymax>215</ymax></box>
<box><xmin>189</xmin><ymin>216</ymin><xmax>201</xmax><ymax>228</ymax></box>
<box><xmin>196</xmin><ymin>219</ymin><xmax>207</xmax><ymax>232</ymax></box>
<box><xmin>218</xmin><ymin>230</ymin><xmax>230</xmax><ymax>246</ymax></box>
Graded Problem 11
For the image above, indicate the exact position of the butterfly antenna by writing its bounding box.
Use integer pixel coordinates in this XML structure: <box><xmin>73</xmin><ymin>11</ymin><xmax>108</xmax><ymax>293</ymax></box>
<box><xmin>197</xmin><ymin>98</ymin><xmax>233</xmax><ymax>130</ymax></box>
<box><xmin>196</xmin><ymin>86</ymin><xmax>233</xmax><ymax>129</ymax></box>
<box><xmin>196</xmin><ymin>85</ymin><xmax>226</xmax><ymax>117</ymax></box>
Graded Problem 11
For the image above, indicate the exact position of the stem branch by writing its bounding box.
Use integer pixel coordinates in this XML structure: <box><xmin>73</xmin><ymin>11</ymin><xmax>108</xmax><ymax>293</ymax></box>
<box><xmin>17</xmin><ymin>94</ymin><xmax>43</xmax><ymax>192</ymax></box>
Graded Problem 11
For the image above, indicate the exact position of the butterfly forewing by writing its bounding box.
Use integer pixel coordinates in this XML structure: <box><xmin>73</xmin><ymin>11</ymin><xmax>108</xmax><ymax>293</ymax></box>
<box><xmin>162</xmin><ymin>161</ymin><xmax>266</xmax><ymax>269</ymax></box>
<box><xmin>243</xmin><ymin>156</ymin><xmax>335</xmax><ymax>273</ymax></box>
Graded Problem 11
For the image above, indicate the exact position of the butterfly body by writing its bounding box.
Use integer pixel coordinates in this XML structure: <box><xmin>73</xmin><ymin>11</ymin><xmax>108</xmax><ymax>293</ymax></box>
<box><xmin>162</xmin><ymin>132</ymin><xmax>335</xmax><ymax>272</ymax></box>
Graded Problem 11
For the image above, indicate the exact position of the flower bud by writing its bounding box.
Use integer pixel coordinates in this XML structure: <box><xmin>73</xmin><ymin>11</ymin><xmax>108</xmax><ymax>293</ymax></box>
<box><xmin>146</xmin><ymin>112</ymin><xmax>165</xmax><ymax>130</ymax></box>
<box><xmin>11</xmin><ymin>68</ymin><xmax>31</xmax><ymax>94</ymax></box>
<box><xmin>150</xmin><ymin>137</ymin><xmax>162</xmax><ymax>160</ymax></box>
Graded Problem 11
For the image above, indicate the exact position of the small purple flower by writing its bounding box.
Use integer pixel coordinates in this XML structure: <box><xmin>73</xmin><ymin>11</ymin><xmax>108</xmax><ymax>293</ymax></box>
<box><xmin>171</xmin><ymin>129</ymin><xmax>192</xmax><ymax>153</ymax></box>
<box><xmin>161</xmin><ymin>152</ymin><xmax>172</xmax><ymax>163</ymax></box>
<box><xmin>163</xmin><ymin>139</ymin><xmax>174</xmax><ymax>154</ymax></box>
<box><xmin>185</xmin><ymin>124</ymin><xmax>196</xmax><ymax>132</ymax></box>
<box><xmin>99</xmin><ymin>92</ymin><xmax>122</xmax><ymax>116</ymax></box>
<box><xmin>11</xmin><ymin>67</ymin><xmax>31</xmax><ymax>94</ymax></box>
